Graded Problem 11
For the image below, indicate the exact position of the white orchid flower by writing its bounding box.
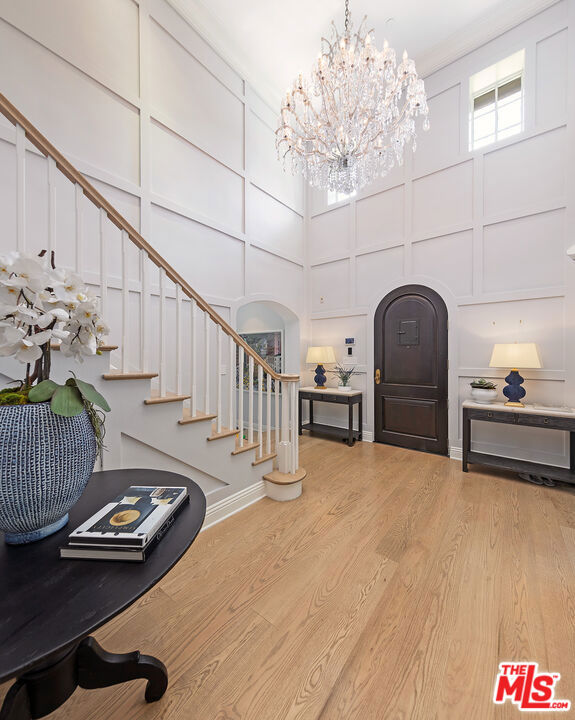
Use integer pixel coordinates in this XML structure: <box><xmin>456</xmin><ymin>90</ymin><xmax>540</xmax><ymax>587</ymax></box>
<box><xmin>8</xmin><ymin>256</ymin><xmax>49</xmax><ymax>293</ymax></box>
<box><xmin>15</xmin><ymin>338</ymin><xmax>42</xmax><ymax>364</ymax></box>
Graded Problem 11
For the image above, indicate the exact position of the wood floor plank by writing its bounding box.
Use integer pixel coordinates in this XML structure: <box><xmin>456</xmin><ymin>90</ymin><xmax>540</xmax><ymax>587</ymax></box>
<box><xmin>4</xmin><ymin>437</ymin><xmax>575</xmax><ymax>720</ymax></box>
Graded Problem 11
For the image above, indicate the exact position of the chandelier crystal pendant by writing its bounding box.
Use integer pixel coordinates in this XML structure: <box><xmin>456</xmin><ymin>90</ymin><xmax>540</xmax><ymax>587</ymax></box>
<box><xmin>276</xmin><ymin>0</ymin><xmax>430</xmax><ymax>194</ymax></box>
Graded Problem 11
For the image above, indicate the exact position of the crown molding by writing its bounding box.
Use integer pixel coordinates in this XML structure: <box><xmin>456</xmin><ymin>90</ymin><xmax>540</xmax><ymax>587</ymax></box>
<box><xmin>416</xmin><ymin>0</ymin><xmax>562</xmax><ymax>78</ymax></box>
<box><xmin>165</xmin><ymin>0</ymin><xmax>562</xmax><ymax>110</ymax></box>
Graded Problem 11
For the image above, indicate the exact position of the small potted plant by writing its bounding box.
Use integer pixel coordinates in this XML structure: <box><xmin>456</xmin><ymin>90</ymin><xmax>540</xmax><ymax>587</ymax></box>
<box><xmin>330</xmin><ymin>364</ymin><xmax>356</xmax><ymax>392</ymax></box>
<box><xmin>470</xmin><ymin>378</ymin><xmax>498</xmax><ymax>404</ymax></box>
<box><xmin>0</xmin><ymin>251</ymin><xmax>110</xmax><ymax>544</ymax></box>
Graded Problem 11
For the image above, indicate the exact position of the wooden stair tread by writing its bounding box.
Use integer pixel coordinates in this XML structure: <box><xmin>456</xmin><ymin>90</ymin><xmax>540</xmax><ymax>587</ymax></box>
<box><xmin>252</xmin><ymin>452</ymin><xmax>277</xmax><ymax>467</ymax></box>
<box><xmin>103</xmin><ymin>371</ymin><xmax>158</xmax><ymax>381</ymax></box>
<box><xmin>263</xmin><ymin>467</ymin><xmax>307</xmax><ymax>485</ymax></box>
<box><xmin>231</xmin><ymin>441</ymin><xmax>259</xmax><ymax>456</ymax></box>
<box><xmin>179</xmin><ymin>410</ymin><xmax>217</xmax><ymax>425</ymax></box>
<box><xmin>145</xmin><ymin>392</ymin><xmax>190</xmax><ymax>405</ymax></box>
<box><xmin>208</xmin><ymin>427</ymin><xmax>239</xmax><ymax>441</ymax></box>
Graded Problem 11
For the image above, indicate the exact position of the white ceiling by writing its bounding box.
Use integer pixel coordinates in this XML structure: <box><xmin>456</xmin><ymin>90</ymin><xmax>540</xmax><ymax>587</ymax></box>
<box><xmin>170</xmin><ymin>0</ymin><xmax>558</xmax><ymax>106</ymax></box>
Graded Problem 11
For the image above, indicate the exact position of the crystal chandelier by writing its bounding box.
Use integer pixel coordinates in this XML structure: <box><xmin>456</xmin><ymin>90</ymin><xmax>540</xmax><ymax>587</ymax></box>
<box><xmin>276</xmin><ymin>0</ymin><xmax>430</xmax><ymax>194</ymax></box>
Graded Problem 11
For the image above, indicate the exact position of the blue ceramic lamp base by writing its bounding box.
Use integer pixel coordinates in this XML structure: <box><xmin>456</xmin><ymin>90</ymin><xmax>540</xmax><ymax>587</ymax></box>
<box><xmin>314</xmin><ymin>364</ymin><xmax>327</xmax><ymax>388</ymax></box>
<box><xmin>503</xmin><ymin>369</ymin><xmax>526</xmax><ymax>407</ymax></box>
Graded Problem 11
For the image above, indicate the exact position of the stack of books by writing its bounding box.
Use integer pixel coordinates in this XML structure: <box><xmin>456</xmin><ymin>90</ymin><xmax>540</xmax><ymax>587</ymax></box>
<box><xmin>60</xmin><ymin>485</ymin><xmax>189</xmax><ymax>562</ymax></box>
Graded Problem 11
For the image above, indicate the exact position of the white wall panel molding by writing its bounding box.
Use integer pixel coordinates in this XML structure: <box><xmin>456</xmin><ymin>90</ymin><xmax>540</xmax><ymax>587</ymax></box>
<box><xmin>459</xmin><ymin>368</ymin><xmax>565</xmax><ymax>381</ymax></box>
<box><xmin>0</xmin><ymin>17</ymin><xmax>141</xmax><ymax>111</ymax></box>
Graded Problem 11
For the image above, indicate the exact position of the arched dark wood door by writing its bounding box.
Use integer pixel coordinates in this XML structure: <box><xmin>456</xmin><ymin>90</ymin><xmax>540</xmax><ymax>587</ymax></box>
<box><xmin>374</xmin><ymin>285</ymin><xmax>448</xmax><ymax>455</ymax></box>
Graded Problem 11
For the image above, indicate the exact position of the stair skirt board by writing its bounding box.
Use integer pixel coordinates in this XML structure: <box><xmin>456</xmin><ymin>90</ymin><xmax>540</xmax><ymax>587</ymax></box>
<box><xmin>203</xmin><ymin>480</ymin><xmax>266</xmax><ymax>530</ymax></box>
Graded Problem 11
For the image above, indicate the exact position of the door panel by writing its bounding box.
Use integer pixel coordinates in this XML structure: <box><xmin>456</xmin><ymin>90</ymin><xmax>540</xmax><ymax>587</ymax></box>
<box><xmin>374</xmin><ymin>285</ymin><xmax>448</xmax><ymax>455</ymax></box>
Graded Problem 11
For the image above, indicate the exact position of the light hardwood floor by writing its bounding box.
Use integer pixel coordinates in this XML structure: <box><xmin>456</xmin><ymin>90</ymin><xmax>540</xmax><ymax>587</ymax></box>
<box><xmin>5</xmin><ymin>436</ymin><xmax>575</xmax><ymax>719</ymax></box>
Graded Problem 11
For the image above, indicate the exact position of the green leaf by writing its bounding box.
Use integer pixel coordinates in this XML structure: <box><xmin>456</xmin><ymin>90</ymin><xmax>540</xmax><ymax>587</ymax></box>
<box><xmin>74</xmin><ymin>378</ymin><xmax>111</xmax><ymax>412</ymax></box>
<box><xmin>50</xmin><ymin>385</ymin><xmax>85</xmax><ymax>417</ymax></box>
<box><xmin>28</xmin><ymin>380</ymin><xmax>59</xmax><ymax>403</ymax></box>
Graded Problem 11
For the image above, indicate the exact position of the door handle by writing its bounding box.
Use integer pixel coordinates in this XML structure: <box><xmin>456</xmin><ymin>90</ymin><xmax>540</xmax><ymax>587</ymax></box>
<box><xmin>375</xmin><ymin>369</ymin><xmax>381</xmax><ymax>384</ymax></box>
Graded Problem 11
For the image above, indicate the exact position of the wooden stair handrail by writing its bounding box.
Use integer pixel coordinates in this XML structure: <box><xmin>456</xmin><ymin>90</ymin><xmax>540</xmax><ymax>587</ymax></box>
<box><xmin>0</xmin><ymin>92</ymin><xmax>299</xmax><ymax>383</ymax></box>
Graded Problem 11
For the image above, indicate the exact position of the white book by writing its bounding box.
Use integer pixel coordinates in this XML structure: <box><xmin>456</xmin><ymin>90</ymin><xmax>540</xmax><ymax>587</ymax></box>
<box><xmin>68</xmin><ymin>485</ymin><xmax>188</xmax><ymax>548</ymax></box>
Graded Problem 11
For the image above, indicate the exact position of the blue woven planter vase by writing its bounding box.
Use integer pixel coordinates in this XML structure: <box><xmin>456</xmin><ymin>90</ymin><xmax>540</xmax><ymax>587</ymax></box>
<box><xmin>0</xmin><ymin>402</ymin><xmax>97</xmax><ymax>545</ymax></box>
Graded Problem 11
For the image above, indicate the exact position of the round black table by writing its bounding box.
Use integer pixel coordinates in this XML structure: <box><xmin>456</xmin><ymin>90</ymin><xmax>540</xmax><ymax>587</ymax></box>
<box><xmin>0</xmin><ymin>469</ymin><xmax>206</xmax><ymax>720</ymax></box>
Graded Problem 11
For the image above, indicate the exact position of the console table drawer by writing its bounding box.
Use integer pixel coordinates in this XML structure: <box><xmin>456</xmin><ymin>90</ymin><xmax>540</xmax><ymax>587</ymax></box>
<box><xmin>516</xmin><ymin>414</ymin><xmax>575</xmax><ymax>431</ymax></box>
<box><xmin>467</xmin><ymin>409</ymin><xmax>516</xmax><ymax>424</ymax></box>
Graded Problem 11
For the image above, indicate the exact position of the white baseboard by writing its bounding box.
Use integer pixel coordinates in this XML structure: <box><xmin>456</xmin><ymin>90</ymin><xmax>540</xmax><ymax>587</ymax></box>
<box><xmin>202</xmin><ymin>480</ymin><xmax>266</xmax><ymax>531</ymax></box>
<box><xmin>450</xmin><ymin>446</ymin><xmax>463</xmax><ymax>461</ymax></box>
<box><xmin>362</xmin><ymin>430</ymin><xmax>373</xmax><ymax>442</ymax></box>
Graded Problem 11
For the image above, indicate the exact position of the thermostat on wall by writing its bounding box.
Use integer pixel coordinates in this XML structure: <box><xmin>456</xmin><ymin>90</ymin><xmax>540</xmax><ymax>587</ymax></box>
<box><xmin>345</xmin><ymin>338</ymin><xmax>355</xmax><ymax>345</ymax></box>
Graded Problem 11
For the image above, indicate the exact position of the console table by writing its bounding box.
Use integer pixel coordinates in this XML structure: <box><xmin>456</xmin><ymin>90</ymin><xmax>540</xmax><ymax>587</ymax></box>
<box><xmin>462</xmin><ymin>400</ymin><xmax>575</xmax><ymax>484</ymax></box>
<box><xmin>299</xmin><ymin>387</ymin><xmax>362</xmax><ymax>446</ymax></box>
<box><xmin>0</xmin><ymin>468</ymin><xmax>206</xmax><ymax>720</ymax></box>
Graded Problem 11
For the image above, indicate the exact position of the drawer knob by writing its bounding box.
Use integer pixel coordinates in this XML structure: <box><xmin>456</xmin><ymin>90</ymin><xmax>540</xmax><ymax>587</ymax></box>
<box><xmin>544</xmin><ymin>418</ymin><xmax>549</xmax><ymax>424</ymax></box>
<box><xmin>487</xmin><ymin>412</ymin><xmax>493</xmax><ymax>418</ymax></box>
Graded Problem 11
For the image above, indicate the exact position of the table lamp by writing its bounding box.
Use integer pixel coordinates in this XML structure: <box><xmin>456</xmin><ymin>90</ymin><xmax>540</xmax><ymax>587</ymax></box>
<box><xmin>489</xmin><ymin>342</ymin><xmax>542</xmax><ymax>407</ymax></box>
<box><xmin>306</xmin><ymin>346</ymin><xmax>336</xmax><ymax>388</ymax></box>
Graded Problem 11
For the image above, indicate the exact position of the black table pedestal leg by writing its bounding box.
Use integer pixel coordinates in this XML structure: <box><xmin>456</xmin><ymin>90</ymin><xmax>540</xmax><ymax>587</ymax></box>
<box><xmin>78</xmin><ymin>637</ymin><xmax>168</xmax><ymax>703</ymax></box>
<box><xmin>0</xmin><ymin>682</ymin><xmax>31</xmax><ymax>720</ymax></box>
<box><xmin>0</xmin><ymin>638</ymin><xmax>167</xmax><ymax>720</ymax></box>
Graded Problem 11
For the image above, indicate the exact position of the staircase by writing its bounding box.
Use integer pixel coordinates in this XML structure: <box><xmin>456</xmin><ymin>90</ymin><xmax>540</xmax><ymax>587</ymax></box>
<box><xmin>0</xmin><ymin>93</ymin><xmax>305</xmax><ymax>523</ymax></box>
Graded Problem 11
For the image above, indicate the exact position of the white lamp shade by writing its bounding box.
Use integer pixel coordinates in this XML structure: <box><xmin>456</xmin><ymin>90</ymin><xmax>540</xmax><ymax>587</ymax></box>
<box><xmin>306</xmin><ymin>345</ymin><xmax>336</xmax><ymax>364</ymax></box>
<box><xmin>489</xmin><ymin>342</ymin><xmax>542</xmax><ymax>369</ymax></box>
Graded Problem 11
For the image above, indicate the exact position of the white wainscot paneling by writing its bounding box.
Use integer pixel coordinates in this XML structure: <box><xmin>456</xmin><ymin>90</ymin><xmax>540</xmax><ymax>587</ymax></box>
<box><xmin>150</xmin><ymin>205</ymin><xmax>244</xmax><ymax>299</ymax></box>
<box><xmin>413</xmin><ymin>85</ymin><xmax>461</xmax><ymax>178</ymax></box>
<box><xmin>150</xmin><ymin>122</ymin><xmax>243</xmax><ymax>234</ymax></box>
<box><xmin>311</xmin><ymin>259</ymin><xmax>350</xmax><ymax>313</ymax></box>
<box><xmin>356</xmin><ymin>186</ymin><xmax>404</xmax><ymax>251</ymax></box>
<box><xmin>536</xmin><ymin>28</ymin><xmax>568</xmax><ymax>128</ymax></box>
<box><xmin>247</xmin><ymin>246</ymin><xmax>304</xmax><ymax>313</ymax></box>
<box><xmin>310</xmin><ymin>315</ymin><xmax>368</xmax><ymax>367</ymax></box>
<box><xmin>248</xmin><ymin>111</ymin><xmax>303</xmax><ymax>214</ymax></box>
<box><xmin>412</xmin><ymin>161</ymin><xmax>473</xmax><ymax>237</ymax></box>
<box><xmin>483</xmin><ymin>209</ymin><xmax>565</xmax><ymax>293</ymax></box>
<box><xmin>457</xmin><ymin>296</ymin><xmax>564</xmax><ymax>370</ymax></box>
<box><xmin>24</xmin><ymin>151</ymin><xmax>49</xmax><ymax>256</ymax></box>
<box><xmin>0</xmin><ymin>0</ymin><xmax>139</xmax><ymax>100</ymax></box>
<box><xmin>0</xmin><ymin>21</ymin><xmax>140</xmax><ymax>184</ymax></box>
<box><xmin>483</xmin><ymin>128</ymin><xmax>566</xmax><ymax>218</ymax></box>
<box><xmin>309</xmin><ymin>206</ymin><xmax>349</xmax><ymax>262</ymax></box>
<box><xmin>248</xmin><ymin>185</ymin><xmax>303</xmax><ymax>259</ymax></box>
<box><xmin>149</xmin><ymin>20</ymin><xmax>243</xmax><ymax>170</ymax></box>
<box><xmin>0</xmin><ymin>139</ymin><xmax>17</xmax><ymax>251</ymax></box>
<box><xmin>412</xmin><ymin>230</ymin><xmax>473</xmax><ymax>297</ymax></box>
<box><xmin>355</xmin><ymin>246</ymin><xmax>404</xmax><ymax>308</ymax></box>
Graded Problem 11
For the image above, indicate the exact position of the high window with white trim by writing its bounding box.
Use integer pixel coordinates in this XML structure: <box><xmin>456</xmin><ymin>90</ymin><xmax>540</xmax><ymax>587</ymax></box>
<box><xmin>469</xmin><ymin>50</ymin><xmax>525</xmax><ymax>151</ymax></box>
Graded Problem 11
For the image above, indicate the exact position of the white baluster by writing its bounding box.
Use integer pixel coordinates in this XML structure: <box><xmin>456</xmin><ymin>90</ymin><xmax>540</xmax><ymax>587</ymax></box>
<box><xmin>175</xmin><ymin>284</ymin><xmax>182</xmax><ymax>395</ymax></box>
<box><xmin>190</xmin><ymin>299</ymin><xmax>197</xmax><ymax>417</ymax></box>
<box><xmin>228</xmin><ymin>335</ymin><xmax>234</xmax><ymax>431</ymax></box>
<box><xmin>248</xmin><ymin>355</ymin><xmax>254</xmax><ymax>444</ymax></box>
<box><xmin>140</xmin><ymin>250</ymin><xmax>149</xmax><ymax>372</ymax></box>
<box><xmin>204</xmin><ymin>313</ymin><xmax>210</xmax><ymax>414</ymax></box>
<box><xmin>159</xmin><ymin>267</ymin><xmax>166</xmax><ymax>396</ymax></box>
<box><xmin>238</xmin><ymin>347</ymin><xmax>244</xmax><ymax>447</ymax></box>
<box><xmin>75</xmin><ymin>183</ymin><xmax>83</xmax><ymax>273</ymax></box>
<box><xmin>121</xmin><ymin>230</ymin><xmax>129</xmax><ymax>373</ymax></box>
<box><xmin>16</xmin><ymin>125</ymin><xmax>25</xmax><ymax>252</ymax></box>
<box><xmin>99</xmin><ymin>209</ymin><xmax>108</xmax><ymax>328</ymax></box>
<box><xmin>266</xmin><ymin>373</ymin><xmax>272</xmax><ymax>455</ymax></box>
<box><xmin>216</xmin><ymin>326</ymin><xmax>222</xmax><ymax>433</ymax></box>
<box><xmin>275</xmin><ymin>379</ymin><xmax>280</xmax><ymax>454</ymax></box>
<box><xmin>47</xmin><ymin>157</ymin><xmax>57</xmax><ymax>254</ymax></box>
<box><xmin>258</xmin><ymin>365</ymin><xmax>263</xmax><ymax>457</ymax></box>
<box><xmin>290</xmin><ymin>381</ymin><xmax>297</xmax><ymax>474</ymax></box>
